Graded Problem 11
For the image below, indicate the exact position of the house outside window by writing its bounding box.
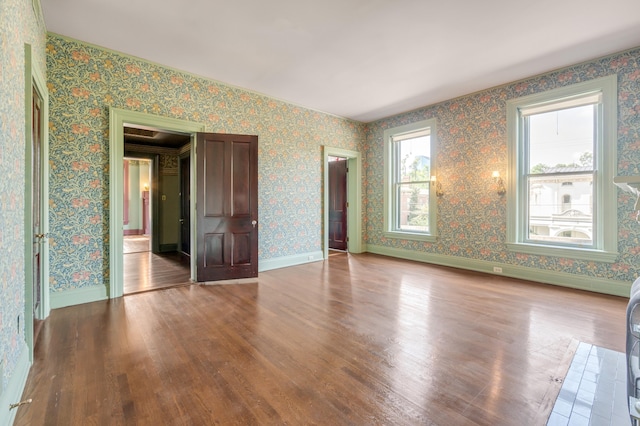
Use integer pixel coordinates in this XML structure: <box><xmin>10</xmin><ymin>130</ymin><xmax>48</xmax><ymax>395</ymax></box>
<box><xmin>383</xmin><ymin>119</ymin><xmax>437</xmax><ymax>242</ymax></box>
<box><xmin>506</xmin><ymin>76</ymin><xmax>617</xmax><ymax>262</ymax></box>
<box><xmin>561</xmin><ymin>194</ymin><xmax>572</xmax><ymax>212</ymax></box>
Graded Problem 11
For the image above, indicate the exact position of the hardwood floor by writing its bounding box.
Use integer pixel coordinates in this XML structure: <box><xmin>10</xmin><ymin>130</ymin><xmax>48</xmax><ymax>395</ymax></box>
<box><xmin>123</xmin><ymin>235</ymin><xmax>150</xmax><ymax>254</ymax></box>
<box><xmin>123</xmin><ymin>251</ymin><xmax>191</xmax><ymax>294</ymax></box>
<box><xmin>14</xmin><ymin>253</ymin><xmax>627</xmax><ymax>425</ymax></box>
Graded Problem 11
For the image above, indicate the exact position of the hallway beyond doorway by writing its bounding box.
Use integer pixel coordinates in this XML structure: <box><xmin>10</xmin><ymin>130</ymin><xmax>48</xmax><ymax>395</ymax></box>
<box><xmin>123</xmin><ymin>251</ymin><xmax>191</xmax><ymax>294</ymax></box>
<box><xmin>123</xmin><ymin>235</ymin><xmax>150</xmax><ymax>254</ymax></box>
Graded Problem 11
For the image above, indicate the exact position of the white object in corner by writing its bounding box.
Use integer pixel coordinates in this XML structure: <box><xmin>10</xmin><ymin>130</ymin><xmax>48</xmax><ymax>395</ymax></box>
<box><xmin>614</xmin><ymin>176</ymin><xmax>640</xmax><ymax>222</ymax></box>
<box><xmin>614</xmin><ymin>176</ymin><xmax>640</xmax><ymax>196</ymax></box>
<box><xmin>630</xmin><ymin>396</ymin><xmax>640</xmax><ymax>420</ymax></box>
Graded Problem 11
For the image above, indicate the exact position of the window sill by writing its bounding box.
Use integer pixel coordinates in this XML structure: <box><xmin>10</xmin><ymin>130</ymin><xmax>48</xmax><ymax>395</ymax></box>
<box><xmin>506</xmin><ymin>242</ymin><xmax>618</xmax><ymax>263</ymax></box>
<box><xmin>384</xmin><ymin>231</ymin><xmax>437</xmax><ymax>243</ymax></box>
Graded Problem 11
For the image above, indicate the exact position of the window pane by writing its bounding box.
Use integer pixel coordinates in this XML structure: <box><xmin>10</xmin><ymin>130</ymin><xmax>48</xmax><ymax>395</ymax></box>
<box><xmin>506</xmin><ymin>76</ymin><xmax>617</xmax><ymax>261</ymax></box>
<box><xmin>528</xmin><ymin>105</ymin><xmax>594</xmax><ymax>174</ymax></box>
<box><xmin>397</xmin><ymin>182</ymin><xmax>430</xmax><ymax>233</ymax></box>
<box><xmin>398</xmin><ymin>135</ymin><xmax>430</xmax><ymax>182</ymax></box>
<box><xmin>384</xmin><ymin>118</ymin><xmax>437</xmax><ymax>241</ymax></box>
<box><xmin>527</xmin><ymin>173</ymin><xmax>593</xmax><ymax>245</ymax></box>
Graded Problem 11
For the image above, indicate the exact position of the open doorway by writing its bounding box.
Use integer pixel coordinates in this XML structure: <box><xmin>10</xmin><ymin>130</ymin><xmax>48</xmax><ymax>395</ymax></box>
<box><xmin>328</xmin><ymin>156</ymin><xmax>348</xmax><ymax>252</ymax></box>
<box><xmin>123</xmin><ymin>158</ymin><xmax>152</xmax><ymax>254</ymax></box>
<box><xmin>322</xmin><ymin>146</ymin><xmax>363</xmax><ymax>260</ymax></box>
<box><xmin>122</xmin><ymin>126</ymin><xmax>192</xmax><ymax>294</ymax></box>
<box><xmin>109</xmin><ymin>109</ymin><xmax>205</xmax><ymax>299</ymax></box>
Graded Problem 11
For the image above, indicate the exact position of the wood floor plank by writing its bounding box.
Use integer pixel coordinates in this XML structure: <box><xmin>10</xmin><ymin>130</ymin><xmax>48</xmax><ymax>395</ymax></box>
<box><xmin>123</xmin><ymin>251</ymin><xmax>191</xmax><ymax>294</ymax></box>
<box><xmin>14</xmin><ymin>253</ymin><xmax>627</xmax><ymax>425</ymax></box>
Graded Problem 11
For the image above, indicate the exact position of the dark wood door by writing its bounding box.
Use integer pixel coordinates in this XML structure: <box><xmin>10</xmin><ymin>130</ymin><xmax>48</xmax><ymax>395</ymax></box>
<box><xmin>196</xmin><ymin>133</ymin><xmax>258</xmax><ymax>281</ymax></box>
<box><xmin>329</xmin><ymin>160</ymin><xmax>347</xmax><ymax>250</ymax></box>
<box><xmin>179</xmin><ymin>155</ymin><xmax>190</xmax><ymax>256</ymax></box>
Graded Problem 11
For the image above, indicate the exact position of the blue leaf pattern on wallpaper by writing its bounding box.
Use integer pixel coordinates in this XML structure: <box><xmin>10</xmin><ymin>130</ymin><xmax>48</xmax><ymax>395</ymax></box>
<box><xmin>3</xmin><ymin>6</ymin><xmax>640</xmax><ymax>396</ymax></box>
<box><xmin>46</xmin><ymin>34</ymin><xmax>366</xmax><ymax>293</ymax></box>
<box><xmin>47</xmin><ymin>32</ymin><xmax>640</xmax><ymax>294</ymax></box>
<box><xmin>0</xmin><ymin>0</ymin><xmax>46</xmax><ymax>397</ymax></box>
<box><xmin>366</xmin><ymin>48</ymin><xmax>640</xmax><ymax>283</ymax></box>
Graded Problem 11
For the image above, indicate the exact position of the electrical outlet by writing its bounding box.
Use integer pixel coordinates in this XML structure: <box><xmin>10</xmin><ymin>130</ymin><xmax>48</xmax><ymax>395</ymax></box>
<box><xmin>493</xmin><ymin>266</ymin><xmax>503</xmax><ymax>273</ymax></box>
<box><xmin>308</xmin><ymin>255</ymin><xmax>314</xmax><ymax>260</ymax></box>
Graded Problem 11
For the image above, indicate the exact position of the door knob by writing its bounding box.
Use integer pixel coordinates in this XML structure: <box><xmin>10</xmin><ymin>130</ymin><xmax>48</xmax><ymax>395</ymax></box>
<box><xmin>35</xmin><ymin>233</ymin><xmax>45</xmax><ymax>239</ymax></box>
<box><xmin>251</xmin><ymin>220</ymin><xmax>257</xmax><ymax>228</ymax></box>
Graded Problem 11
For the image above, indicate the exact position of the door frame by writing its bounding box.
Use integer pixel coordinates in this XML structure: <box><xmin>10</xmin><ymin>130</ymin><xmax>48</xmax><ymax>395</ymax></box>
<box><xmin>322</xmin><ymin>146</ymin><xmax>362</xmax><ymax>259</ymax></box>
<box><xmin>24</xmin><ymin>44</ymin><xmax>50</xmax><ymax>359</ymax></box>
<box><xmin>109</xmin><ymin>108</ymin><xmax>204</xmax><ymax>298</ymax></box>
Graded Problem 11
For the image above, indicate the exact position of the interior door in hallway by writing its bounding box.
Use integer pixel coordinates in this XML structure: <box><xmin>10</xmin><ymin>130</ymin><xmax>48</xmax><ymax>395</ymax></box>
<box><xmin>329</xmin><ymin>159</ymin><xmax>347</xmax><ymax>250</ymax></box>
<box><xmin>196</xmin><ymin>133</ymin><xmax>258</xmax><ymax>281</ymax></box>
<box><xmin>179</xmin><ymin>155</ymin><xmax>190</xmax><ymax>256</ymax></box>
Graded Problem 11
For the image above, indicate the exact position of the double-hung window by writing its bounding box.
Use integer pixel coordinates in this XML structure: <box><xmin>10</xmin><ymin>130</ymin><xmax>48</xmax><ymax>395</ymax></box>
<box><xmin>506</xmin><ymin>75</ymin><xmax>617</xmax><ymax>262</ymax></box>
<box><xmin>384</xmin><ymin>118</ymin><xmax>437</xmax><ymax>242</ymax></box>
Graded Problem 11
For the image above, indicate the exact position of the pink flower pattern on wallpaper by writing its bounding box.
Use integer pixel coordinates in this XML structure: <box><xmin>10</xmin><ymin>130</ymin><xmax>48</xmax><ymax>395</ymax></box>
<box><xmin>44</xmin><ymin>32</ymin><xmax>640</xmax><ymax>295</ymax></box>
<box><xmin>366</xmin><ymin>47</ymin><xmax>640</xmax><ymax>283</ymax></box>
<box><xmin>1</xmin><ymin>0</ymin><xmax>46</xmax><ymax>397</ymax></box>
<box><xmin>46</xmin><ymin>34</ymin><xmax>365</xmax><ymax>293</ymax></box>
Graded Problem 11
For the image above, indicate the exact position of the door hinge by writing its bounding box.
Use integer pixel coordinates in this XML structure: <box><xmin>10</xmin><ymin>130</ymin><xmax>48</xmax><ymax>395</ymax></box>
<box><xmin>346</xmin><ymin>202</ymin><xmax>349</xmax><ymax>208</ymax></box>
<box><xmin>346</xmin><ymin>237</ymin><xmax>349</xmax><ymax>242</ymax></box>
<box><xmin>346</xmin><ymin>167</ymin><xmax>349</xmax><ymax>173</ymax></box>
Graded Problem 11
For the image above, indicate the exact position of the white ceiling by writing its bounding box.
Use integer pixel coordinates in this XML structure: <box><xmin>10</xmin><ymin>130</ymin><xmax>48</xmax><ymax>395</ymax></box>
<box><xmin>42</xmin><ymin>0</ymin><xmax>640</xmax><ymax>123</ymax></box>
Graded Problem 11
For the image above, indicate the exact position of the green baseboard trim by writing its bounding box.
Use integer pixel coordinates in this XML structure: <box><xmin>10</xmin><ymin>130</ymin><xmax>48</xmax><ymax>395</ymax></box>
<box><xmin>50</xmin><ymin>285</ymin><xmax>109</xmax><ymax>309</ymax></box>
<box><xmin>365</xmin><ymin>244</ymin><xmax>631</xmax><ymax>298</ymax></box>
<box><xmin>159</xmin><ymin>243</ymin><xmax>178</xmax><ymax>253</ymax></box>
<box><xmin>0</xmin><ymin>342</ymin><xmax>30</xmax><ymax>426</ymax></box>
<box><xmin>259</xmin><ymin>250</ymin><xmax>324</xmax><ymax>272</ymax></box>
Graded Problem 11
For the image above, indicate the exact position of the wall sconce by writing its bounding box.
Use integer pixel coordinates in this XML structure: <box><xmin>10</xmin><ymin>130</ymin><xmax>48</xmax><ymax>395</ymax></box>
<box><xmin>143</xmin><ymin>183</ymin><xmax>149</xmax><ymax>191</ymax></box>
<box><xmin>492</xmin><ymin>171</ymin><xmax>506</xmax><ymax>195</ymax></box>
<box><xmin>431</xmin><ymin>175</ymin><xmax>444</xmax><ymax>197</ymax></box>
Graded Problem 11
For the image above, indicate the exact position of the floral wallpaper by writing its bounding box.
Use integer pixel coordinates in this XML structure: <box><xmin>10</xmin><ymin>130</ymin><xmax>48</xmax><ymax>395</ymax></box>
<box><xmin>3</xmin><ymin>2</ymin><xmax>640</xmax><ymax>402</ymax></box>
<box><xmin>365</xmin><ymin>47</ymin><xmax>640</xmax><ymax>285</ymax></box>
<box><xmin>45</xmin><ymin>32</ymin><xmax>640</xmax><ymax>297</ymax></box>
<box><xmin>160</xmin><ymin>154</ymin><xmax>179</xmax><ymax>176</ymax></box>
<box><xmin>0</xmin><ymin>0</ymin><xmax>46</xmax><ymax>398</ymax></box>
<box><xmin>46</xmin><ymin>33</ymin><xmax>366</xmax><ymax>293</ymax></box>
